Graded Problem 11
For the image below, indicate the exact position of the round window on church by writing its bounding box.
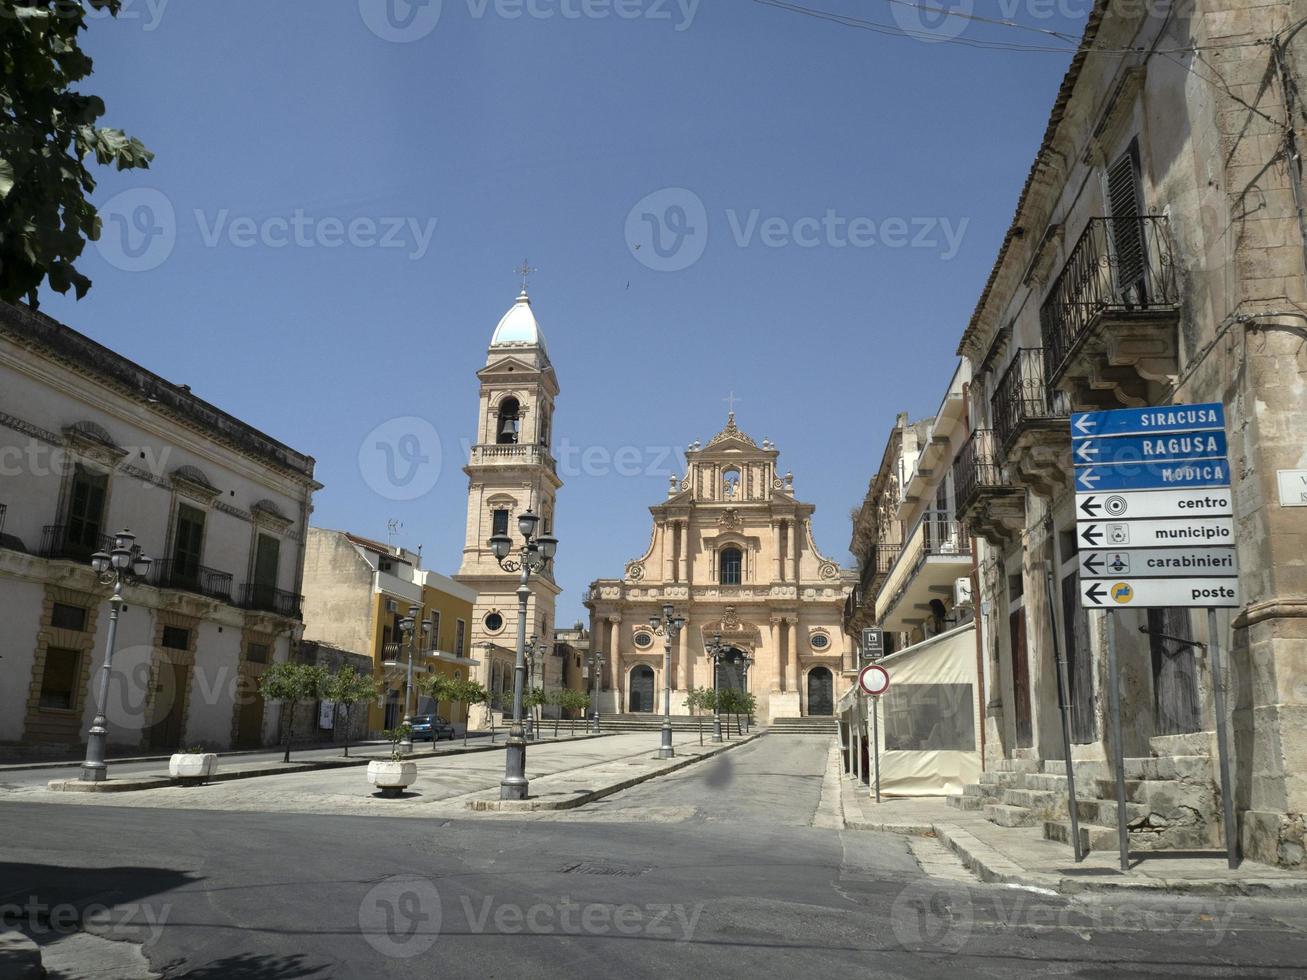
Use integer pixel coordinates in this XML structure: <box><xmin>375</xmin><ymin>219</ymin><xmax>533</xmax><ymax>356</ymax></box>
<box><xmin>633</xmin><ymin>630</ymin><xmax>654</xmax><ymax>649</ymax></box>
<box><xmin>484</xmin><ymin>612</ymin><xmax>505</xmax><ymax>633</ymax></box>
<box><xmin>810</xmin><ymin>631</ymin><xmax>831</xmax><ymax>651</ymax></box>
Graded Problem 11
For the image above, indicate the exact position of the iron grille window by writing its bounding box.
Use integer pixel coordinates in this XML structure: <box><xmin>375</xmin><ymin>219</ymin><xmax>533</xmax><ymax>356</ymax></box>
<box><xmin>51</xmin><ymin>603</ymin><xmax>88</xmax><ymax>632</ymax></box>
<box><xmin>162</xmin><ymin>626</ymin><xmax>190</xmax><ymax>650</ymax></box>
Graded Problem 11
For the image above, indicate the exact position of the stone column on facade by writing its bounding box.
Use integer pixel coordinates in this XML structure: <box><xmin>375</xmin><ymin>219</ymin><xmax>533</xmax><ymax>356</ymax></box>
<box><xmin>607</xmin><ymin>616</ymin><xmax>622</xmax><ymax>709</ymax></box>
<box><xmin>787</xmin><ymin>618</ymin><xmax>799</xmax><ymax>694</ymax></box>
<box><xmin>769</xmin><ymin>618</ymin><xmax>782</xmax><ymax>692</ymax></box>
<box><xmin>663</xmin><ymin>522</ymin><xmax>676</xmax><ymax>583</ymax></box>
<box><xmin>678</xmin><ymin>521</ymin><xmax>689</xmax><ymax>584</ymax></box>
<box><xmin>678</xmin><ymin>622</ymin><xmax>691</xmax><ymax>693</ymax></box>
<box><xmin>772</xmin><ymin>522</ymin><xmax>782</xmax><ymax>581</ymax></box>
<box><xmin>792</xmin><ymin>521</ymin><xmax>802</xmax><ymax>583</ymax></box>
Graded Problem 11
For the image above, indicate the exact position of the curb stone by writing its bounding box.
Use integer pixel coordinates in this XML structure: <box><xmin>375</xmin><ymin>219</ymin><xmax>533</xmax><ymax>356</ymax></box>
<box><xmin>467</xmin><ymin>733</ymin><xmax>762</xmax><ymax>812</ymax></box>
<box><xmin>0</xmin><ymin>931</ymin><xmax>42</xmax><ymax>980</ymax></box>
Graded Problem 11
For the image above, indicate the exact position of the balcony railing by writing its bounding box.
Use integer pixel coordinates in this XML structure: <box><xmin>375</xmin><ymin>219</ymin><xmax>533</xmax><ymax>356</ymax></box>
<box><xmin>953</xmin><ymin>429</ymin><xmax>1010</xmax><ymax>515</ymax></box>
<box><xmin>1039</xmin><ymin>216</ymin><xmax>1178</xmax><ymax>382</ymax></box>
<box><xmin>469</xmin><ymin>444</ymin><xmax>555</xmax><ymax>467</ymax></box>
<box><xmin>239</xmin><ymin>583</ymin><xmax>302</xmax><ymax>618</ymax></box>
<box><xmin>40</xmin><ymin>524</ymin><xmax>116</xmax><ymax>564</ymax></box>
<box><xmin>992</xmin><ymin>348</ymin><xmax>1070</xmax><ymax>455</ymax></box>
<box><xmin>858</xmin><ymin>541</ymin><xmax>902</xmax><ymax>595</ymax></box>
<box><xmin>152</xmin><ymin>559</ymin><xmax>234</xmax><ymax>603</ymax></box>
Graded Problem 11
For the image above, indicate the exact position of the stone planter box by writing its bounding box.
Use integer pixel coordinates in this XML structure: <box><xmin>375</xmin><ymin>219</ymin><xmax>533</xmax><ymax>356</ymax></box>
<box><xmin>169</xmin><ymin>752</ymin><xmax>217</xmax><ymax>785</ymax></box>
<box><xmin>367</xmin><ymin>759</ymin><xmax>418</xmax><ymax>798</ymax></box>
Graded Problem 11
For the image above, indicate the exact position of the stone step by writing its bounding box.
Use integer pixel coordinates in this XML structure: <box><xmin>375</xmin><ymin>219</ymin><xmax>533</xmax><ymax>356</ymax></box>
<box><xmin>946</xmin><ymin>794</ymin><xmax>986</xmax><ymax>811</ymax></box>
<box><xmin>1044</xmin><ymin>819</ymin><xmax>1118</xmax><ymax>852</ymax></box>
<box><xmin>1075</xmin><ymin>797</ymin><xmax>1151</xmax><ymax>827</ymax></box>
<box><xmin>978</xmin><ymin>771</ymin><xmax>1022</xmax><ymax>788</ymax></box>
<box><xmin>1091</xmin><ymin>777</ymin><xmax>1214</xmax><ymax>810</ymax></box>
<box><xmin>1149</xmin><ymin>731</ymin><xmax>1212</xmax><ymax>759</ymax></box>
<box><xmin>984</xmin><ymin>803</ymin><xmax>1038</xmax><ymax>828</ymax></box>
<box><xmin>1023</xmin><ymin>772</ymin><xmax>1070</xmax><ymax>792</ymax></box>
<box><xmin>991</xmin><ymin>758</ymin><xmax>1042</xmax><ymax>774</ymax></box>
<box><xmin>962</xmin><ymin>783</ymin><xmax>986</xmax><ymax>797</ymax></box>
<box><xmin>1002</xmin><ymin>788</ymin><xmax>1067</xmax><ymax>813</ymax></box>
<box><xmin>1040</xmin><ymin>755</ymin><xmax>1212</xmax><ymax>782</ymax></box>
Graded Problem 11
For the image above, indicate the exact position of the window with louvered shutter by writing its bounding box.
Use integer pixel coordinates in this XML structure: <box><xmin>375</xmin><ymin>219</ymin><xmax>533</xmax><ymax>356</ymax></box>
<box><xmin>1106</xmin><ymin>142</ymin><xmax>1147</xmax><ymax>304</ymax></box>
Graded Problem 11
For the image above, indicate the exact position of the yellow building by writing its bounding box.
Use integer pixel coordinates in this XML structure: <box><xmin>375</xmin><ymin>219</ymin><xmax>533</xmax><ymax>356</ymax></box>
<box><xmin>300</xmin><ymin>528</ymin><xmax>479</xmax><ymax>736</ymax></box>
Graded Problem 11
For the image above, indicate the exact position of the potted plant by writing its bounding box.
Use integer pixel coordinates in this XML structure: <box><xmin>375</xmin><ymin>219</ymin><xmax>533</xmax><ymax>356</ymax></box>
<box><xmin>169</xmin><ymin>745</ymin><xmax>218</xmax><ymax>785</ymax></box>
<box><xmin>367</xmin><ymin>725</ymin><xmax>417</xmax><ymax>798</ymax></box>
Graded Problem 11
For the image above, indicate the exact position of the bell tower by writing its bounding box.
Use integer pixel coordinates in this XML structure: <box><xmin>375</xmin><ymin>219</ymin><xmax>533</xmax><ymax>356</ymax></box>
<box><xmin>455</xmin><ymin>286</ymin><xmax>562</xmax><ymax>719</ymax></box>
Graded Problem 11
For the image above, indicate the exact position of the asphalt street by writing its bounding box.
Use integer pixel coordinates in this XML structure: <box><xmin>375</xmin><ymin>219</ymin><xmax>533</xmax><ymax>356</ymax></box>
<box><xmin>4</xmin><ymin>734</ymin><xmax>1306</xmax><ymax>978</ymax></box>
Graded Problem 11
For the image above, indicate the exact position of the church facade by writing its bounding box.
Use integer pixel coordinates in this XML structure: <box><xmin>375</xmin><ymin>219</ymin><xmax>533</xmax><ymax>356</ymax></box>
<box><xmin>454</xmin><ymin>288</ymin><xmax>562</xmax><ymax>724</ymax></box>
<box><xmin>585</xmin><ymin>414</ymin><xmax>855</xmax><ymax>722</ymax></box>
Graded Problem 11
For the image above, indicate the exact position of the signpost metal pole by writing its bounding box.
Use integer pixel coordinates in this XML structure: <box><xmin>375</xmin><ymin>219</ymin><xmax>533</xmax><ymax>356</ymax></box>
<box><xmin>1208</xmin><ymin>607</ymin><xmax>1241</xmax><ymax>869</ymax></box>
<box><xmin>853</xmin><ymin>693</ymin><xmax>864</xmax><ymax>785</ymax></box>
<box><xmin>1105</xmin><ymin>610</ymin><xmax>1130</xmax><ymax>871</ymax></box>
<box><xmin>871</xmin><ymin>693</ymin><xmax>882</xmax><ymax>804</ymax></box>
<box><xmin>1045</xmin><ymin>568</ymin><xmax>1084</xmax><ymax>862</ymax></box>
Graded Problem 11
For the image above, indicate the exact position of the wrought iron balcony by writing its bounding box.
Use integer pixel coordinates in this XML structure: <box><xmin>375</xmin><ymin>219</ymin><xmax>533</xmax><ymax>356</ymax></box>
<box><xmin>239</xmin><ymin>583</ymin><xmax>302</xmax><ymax>618</ymax></box>
<box><xmin>992</xmin><ymin>348</ymin><xmax>1070</xmax><ymax>457</ymax></box>
<box><xmin>39</xmin><ymin>524</ymin><xmax>117</xmax><ymax>563</ymax></box>
<box><xmin>858</xmin><ymin>541</ymin><xmax>901</xmax><ymax>596</ymax></box>
<box><xmin>953</xmin><ymin>430</ymin><xmax>1025</xmax><ymax>544</ymax></box>
<box><xmin>1039</xmin><ymin>216</ymin><xmax>1179</xmax><ymax>402</ymax></box>
<box><xmin>152</xmin><ymin>559</ymin><xmax>234</xmax><ymax>603</ymax></box>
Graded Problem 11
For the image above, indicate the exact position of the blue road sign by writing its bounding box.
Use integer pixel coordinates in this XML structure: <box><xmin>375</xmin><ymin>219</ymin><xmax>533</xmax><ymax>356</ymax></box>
<box><xmin>1071</xmin><ymin>403</ymin><xmax>1225</xmax><ymax>439</ymax></box>
<box><xmin>1073</xmin><ymin>431</ymin><xmax>1228</xmax><ymax>468</ymax></box>
<box><xmin>1075</xmin><ymin>459</ymin><xmax>1232</xmax><ymax>493</ymax></box>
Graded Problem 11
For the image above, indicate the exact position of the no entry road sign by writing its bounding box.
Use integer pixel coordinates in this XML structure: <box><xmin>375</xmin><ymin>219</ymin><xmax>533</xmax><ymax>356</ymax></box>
<box><xmin>858</xmin><ymin>663</ymin><xmax>890</xmax><ymax>696</ymax></box>
<box><xmin>1081</xmin><ymin>578</ymin><xmax>1240</xmax><ymax>608</ymax></box>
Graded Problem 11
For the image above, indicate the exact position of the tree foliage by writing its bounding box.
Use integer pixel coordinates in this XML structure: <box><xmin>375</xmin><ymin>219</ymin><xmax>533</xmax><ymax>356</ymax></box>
<box><xmin>258</xmin><ymin>661</ymin><xmax>330</xmax><ymax>762</ymax></box>
<box><xmin>0</xmin><ymin>1</ymin><xmax>154</xmax><ymax>305</ymax></box>
<box><xmin>323</xmin><ymin>665</ymin><xmax>379</xmax><ymax>758</ymax></box>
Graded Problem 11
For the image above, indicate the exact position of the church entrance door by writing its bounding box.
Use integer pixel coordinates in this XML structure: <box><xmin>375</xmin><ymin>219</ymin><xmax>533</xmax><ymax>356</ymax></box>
<box><xmin>629</xmin><ymin>665</ymin><xmax>655</xmax><ymax>713</ymax></box>
<box><xmin>807</xmin><ymin>666</ymin><xmax>834</xmax><ymax>716</ymax></box>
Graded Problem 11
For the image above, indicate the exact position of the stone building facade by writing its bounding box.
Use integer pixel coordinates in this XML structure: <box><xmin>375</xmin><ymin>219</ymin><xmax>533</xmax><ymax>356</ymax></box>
<box><xmin>943</xmin><ymin>0</ymin><xmax>1307</xmax><ymax>866</ymax></box>
<box><xmin>586</xmin><ymin>414</ymin><xmax>854</xmax><ymax>722</ymax></box>
<box><xmin>0</xmin><ymin>301</ymin><xmax>318</xmax><ymax>756</ymax></box>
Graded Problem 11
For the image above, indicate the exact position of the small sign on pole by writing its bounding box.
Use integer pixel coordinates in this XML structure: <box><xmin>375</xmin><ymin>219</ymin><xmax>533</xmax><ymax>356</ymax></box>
<box><xmin>860</xmin><ymin>627</ymin><xmax>884</xmax><ymax>661</ymax></box>
<box><xmin>858</xmin><ymin>663</ymin><xmax>890</xmax><ymax>696</ymax></box>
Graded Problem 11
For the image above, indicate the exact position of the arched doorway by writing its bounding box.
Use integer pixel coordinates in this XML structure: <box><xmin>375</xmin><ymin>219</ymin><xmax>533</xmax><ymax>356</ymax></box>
<box><xmin>628</xmin><ymin>665</ymin><xmax>655</xmax><ymax>713</ymax></box>
<box><xmin>714</xmin><ymin>647</ymin><xmax>747</xmax><ymax>692</ymax></box>
<box><xmin>807</xmin><ymin>666</ymin><xmax>834</xmax><ymax>716</ymax></box>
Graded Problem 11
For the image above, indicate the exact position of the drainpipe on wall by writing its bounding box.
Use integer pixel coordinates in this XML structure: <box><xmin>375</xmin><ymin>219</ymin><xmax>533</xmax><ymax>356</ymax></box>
<box><xmin>960</xmin><ymin>379</ymin><xmax>986</xmax><ymax>770</ymax></box>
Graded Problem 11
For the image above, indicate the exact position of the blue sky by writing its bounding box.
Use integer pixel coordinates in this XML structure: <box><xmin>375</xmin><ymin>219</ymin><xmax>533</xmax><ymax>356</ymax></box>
<box><xmin>39</xmin><ymin>0</ymin><xmax>1091</xmax><ymax>624</ymax></box>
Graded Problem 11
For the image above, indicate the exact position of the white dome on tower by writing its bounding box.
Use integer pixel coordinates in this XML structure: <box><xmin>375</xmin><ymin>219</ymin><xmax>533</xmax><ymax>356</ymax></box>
<box><xmin>491</xmin><ymin>290</ymin><xmax>547</xmax><ymax>350</ymax></box>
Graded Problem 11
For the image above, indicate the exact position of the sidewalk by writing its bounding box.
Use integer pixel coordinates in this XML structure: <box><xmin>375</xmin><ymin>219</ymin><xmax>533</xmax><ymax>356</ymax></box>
<box><xmin>839</xmin><ymin>777</ymin><xmax>1307</xmax><ymax>897</ymax></box>
<box><xmin>43</xmin><ymin>732</ymin><xmax>609</xmax><ymax>794</ymax></box>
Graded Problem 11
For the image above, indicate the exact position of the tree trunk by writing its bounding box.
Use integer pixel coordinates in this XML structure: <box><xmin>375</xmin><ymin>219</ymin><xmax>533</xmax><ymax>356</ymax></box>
<box><xmin>283</xmin><ymin>711</ymin><xmax>294</xmax><ymax>763</ymax></box>
<box><xmin>343</xmin><ymin>705</ymin><xmax>351</xmax><ymax>757</ymax></box>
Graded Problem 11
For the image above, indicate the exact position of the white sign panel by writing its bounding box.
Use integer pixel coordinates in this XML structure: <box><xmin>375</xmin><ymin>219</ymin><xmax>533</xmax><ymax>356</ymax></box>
<box><xmin>1278</xmin><ymin>470</ymin><xmax>1307</xmax><ymax>507</ymax></box>
<box><xmin>1076</xmin><ymin>488</ymin><xmax>1232</xmax><ymax>521</ymax></box>
<box><xmin>319</xmin><ymin>699</ymin><xmax>335</xmax><ymax>730</ymax></box>
<box><xmin>1081</xmin><ymin>578</ymin><xmax>1240</xmax><ymax>608</ymax></box>
<box><xmin>1080</xmin><ymin>547</ymin><xmax>1237</xmax><ymax>579</ymax></box>
<box><xmin>1078</xmin><ymin>516</ymin><xmax>1233</xmax><ymax>550</ymax></box>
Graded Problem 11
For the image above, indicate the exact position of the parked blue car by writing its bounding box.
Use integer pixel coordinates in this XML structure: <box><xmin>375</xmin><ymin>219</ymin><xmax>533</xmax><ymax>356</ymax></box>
<box><xmin>410</xmin><ymin>714</ymin><xmax>456</xmax><ymax>742</ymax></box>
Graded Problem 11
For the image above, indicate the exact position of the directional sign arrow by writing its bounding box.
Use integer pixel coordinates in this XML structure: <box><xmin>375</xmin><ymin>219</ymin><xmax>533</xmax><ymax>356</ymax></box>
<box><xmin>1084</xmin><ymin>582</ymin><xmax>1107</xmax><ymax>605</ymax></box>
<box><xmin>1079</xmin><ymin>495</ymin><xmax>1101</xmax><ymax>518</ymax></box>
<box><xmin>1075</xmin><ymin>442</ymin><xmax>1099</xmax><ymax>463</ymax></box>
<box><xmin>1082</xmin><ymin>552</ymin><xmax>1104</xmax><ymax>576</ymax></box>
<box><xmin>1081</xmin><ymin>524</ymin><xmax>1103</xmax><ymax>547</ymax></box>
<box><xmin>1073</xmin><ymin>415</ymin><xmax>1096</xmax><ymax>436</ymax></box>
<box><xmin>1077</xmin><ymin>468</ymin><xmax>1101</xmax><ymax>490</ymax></box>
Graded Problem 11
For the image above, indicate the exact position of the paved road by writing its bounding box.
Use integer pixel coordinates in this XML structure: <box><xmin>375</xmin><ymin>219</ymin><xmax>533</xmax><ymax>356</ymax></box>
<box><xmin>3</xmin><ymin>735</ymin><xmax>1306</xmax><ymax>978</ymax></box>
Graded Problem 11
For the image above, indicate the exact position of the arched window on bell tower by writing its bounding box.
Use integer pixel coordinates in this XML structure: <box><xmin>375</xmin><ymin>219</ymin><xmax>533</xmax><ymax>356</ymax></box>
<box><xmin>497</xmin><ymin>397</ymin><xmax>521</xmax><ymax>445</ymax></box>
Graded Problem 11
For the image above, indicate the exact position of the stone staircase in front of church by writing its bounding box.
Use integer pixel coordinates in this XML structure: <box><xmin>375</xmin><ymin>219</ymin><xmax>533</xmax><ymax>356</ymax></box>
<box><xmin>946</xmin><ymin>735</ymin><xmax>1220</xmax><ymax>853</ymax></box>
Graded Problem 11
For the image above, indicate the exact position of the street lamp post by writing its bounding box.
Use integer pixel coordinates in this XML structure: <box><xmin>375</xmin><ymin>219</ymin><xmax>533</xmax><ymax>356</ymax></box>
<box><xmin>649</xmin><ymin>603</ymin><xmax>685</xmax><ymax>759</ymax></box>
<box><xmin>81</xmin><ymin>529</ymin><xmax>152</xmax><ymax>782</ymax></box>
<box><xmin>589</xmin><ymin>651</ymin><xmax>605</xmax><ymax>734</ymax></box>
<box><xmin>524</xmin><ymin>634</ymin><xmax>542</xmax><ymax>741</ymax></box>
<box><xmin>706</xmin><ymin>631</ymin><xmax>726</xmax><ymax>743</ymax></box>
<box><xmin>488</xmin><ymin>509</ymin><xmax>558</xmax><ymax>800</ymax></box>
<box><xmin>396</xmin><ymin>605</ymin><xmax>431</xmax><ymax>754</ymax></box>
<box><xmin>740</xmin><ymin>652</ymin><xmax>755</xmax><ymax>733</ymax></box>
